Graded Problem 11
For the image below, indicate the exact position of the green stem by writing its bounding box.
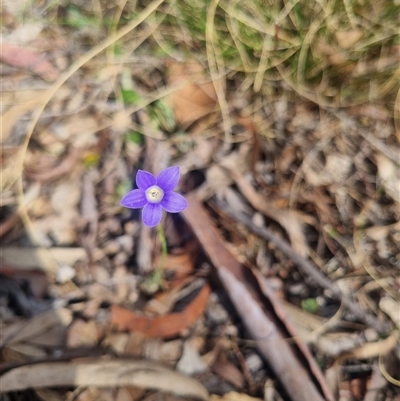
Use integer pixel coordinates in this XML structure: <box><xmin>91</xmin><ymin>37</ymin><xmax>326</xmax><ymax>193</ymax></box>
<box><xmin>151</xmin><ymin>223</ymin><xmax>167</xmax><ymax>286</ymax></box>
<box><xmin>157</xmin><ymin>223</ymin><xmax>168</xmax><ymax>266</ymax></box>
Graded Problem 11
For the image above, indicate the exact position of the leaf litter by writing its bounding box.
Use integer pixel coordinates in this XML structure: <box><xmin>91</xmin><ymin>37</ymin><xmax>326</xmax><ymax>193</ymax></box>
<box><xmin>0</xmin><ymin>1</ymin><xmax>399</xmax><ymax>400</ymax></box>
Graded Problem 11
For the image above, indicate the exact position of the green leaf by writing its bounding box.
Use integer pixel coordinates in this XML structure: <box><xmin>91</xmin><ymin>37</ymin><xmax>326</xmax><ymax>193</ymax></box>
<box><xmin>121</xmin><ymin>89</ymin><xmax>141</xmax><ymax>105</ymax></box>
<box><xmin>301</xmin><ymin>298</ymin><xmax>319</xmax><ymax>313</ymax></box>
<box><xmin>116</xmin><ymin>179</ymin><xmax>132</xmax><ymax>199</ymax></box>
<box><xmin>148</xmin><ymin>99</ymin><xmax>175</xmax><ymax>132</ymax></box>
<box><xmin>66</xmin><ymin>5</ymin><xmax>93</xmax><ymax>29</ymax></box>
<box><xmin>126</xmin><ymin>130</ymin><xmax>143</xmax><ymax>145</ymax></box>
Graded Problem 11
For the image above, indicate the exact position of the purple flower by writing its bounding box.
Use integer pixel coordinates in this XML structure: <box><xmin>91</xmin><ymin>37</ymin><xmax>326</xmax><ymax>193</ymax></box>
<box><xmin>120</xmin><ymin>166</ymin><xmax>187</xmax><ymax>227</ymax></box>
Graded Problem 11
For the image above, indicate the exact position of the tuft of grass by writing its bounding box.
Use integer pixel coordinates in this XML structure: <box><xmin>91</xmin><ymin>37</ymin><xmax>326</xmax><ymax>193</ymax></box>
<box><xmin>21</xmin><ymin>0</ymin><xmax>399</xmax><ymax>110</ymax></box>
<box><xmin>162</xmin><ymin>0</ymin><xmax>399</xmax><ymax>109</ymax></box>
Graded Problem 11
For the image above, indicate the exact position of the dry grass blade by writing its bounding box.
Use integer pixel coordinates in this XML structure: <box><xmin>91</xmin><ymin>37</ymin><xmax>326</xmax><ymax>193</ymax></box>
<box><xmin>0</xmin><ymin>360</ymin><xmax>209</xmax><ymax>399</ymax></box>
<box><xmin>338</xmin><ymin>332</ymin><xmax>398</xmax><ymax>362</ymax></box>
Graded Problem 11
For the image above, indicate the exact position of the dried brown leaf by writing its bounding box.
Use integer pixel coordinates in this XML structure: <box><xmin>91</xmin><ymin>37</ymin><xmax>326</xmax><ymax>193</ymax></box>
<box><xmin>166</xmin><ymin>61</ymin><xmax>217</xmax><ymax>126</ymax></box>
<box><xmin>1</xmin><ymin>43</ymin><xmax>58</xmax><ymax>81</ymax></box>
<box><xmin>111</xmin><ymin>284</ymin><xmax>210</xmax><ymax>338</ymax></box>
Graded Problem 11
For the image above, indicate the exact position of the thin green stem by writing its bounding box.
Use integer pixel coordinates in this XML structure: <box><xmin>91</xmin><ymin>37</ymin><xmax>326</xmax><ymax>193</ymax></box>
<box><xmin>149</xmin><ymin>223</ymin><xmax>167</xmax><ymax>288</ymax></box>
<box><xmin>157</xmin><ymin>223</ymin><xmax>168</xmax><ymax>267</ymax></box>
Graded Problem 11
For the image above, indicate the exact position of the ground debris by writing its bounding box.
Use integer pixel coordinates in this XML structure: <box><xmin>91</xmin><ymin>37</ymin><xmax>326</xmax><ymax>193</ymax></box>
<box><xmin>1</xmin><ymin>1</ymin><xmax>398</xmax><ymax>400</ymax></box>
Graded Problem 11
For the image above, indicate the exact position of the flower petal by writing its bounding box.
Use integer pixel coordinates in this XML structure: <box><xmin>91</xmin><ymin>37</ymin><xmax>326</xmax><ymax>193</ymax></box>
<box><xmin>142</xmin><ymin>203</ymin><xmax>163</xmax><ymax>227</ymax></box>
<box><xmin>120</xmin><ymin>189</ymin><xmax>147</xmax><ymax>209</ymax></box>
<box><xmin>136</xmin><ymin>170</ymin><xmax>156</xmax><ymax>190</ymax></box>
<box><xmin>161</xmin><ymin>191</ymin><xmax>188</xmax><ymax>213</ymax></box>
<box><xmin>156</xmin><ymin>166</ymin><xmax>180</xmax><ymax>192</ymax></box>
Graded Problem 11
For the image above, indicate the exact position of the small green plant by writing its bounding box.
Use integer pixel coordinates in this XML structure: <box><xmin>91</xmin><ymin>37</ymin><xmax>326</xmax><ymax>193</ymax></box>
<box><xmin>301</xmin><ymin>298</ymin><xmax>319</xmax><ymax>313</ymax></box>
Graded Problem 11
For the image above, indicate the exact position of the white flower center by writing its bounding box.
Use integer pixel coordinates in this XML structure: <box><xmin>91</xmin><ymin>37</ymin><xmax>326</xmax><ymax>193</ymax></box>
<box><xmin>145</xmin><ymin>185</ymin><xmax>164</xmax><ymax>203</ymax></box>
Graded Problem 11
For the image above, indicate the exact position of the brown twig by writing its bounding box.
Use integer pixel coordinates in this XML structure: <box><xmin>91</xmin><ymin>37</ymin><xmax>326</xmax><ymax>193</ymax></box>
<box><xmin>216</xmin><ymin>200</ymin><xmax>390</xmax><ymax>335</ymax></box>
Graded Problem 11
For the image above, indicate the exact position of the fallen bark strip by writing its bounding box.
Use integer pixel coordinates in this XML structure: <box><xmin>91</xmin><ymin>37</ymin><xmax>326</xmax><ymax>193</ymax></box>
<box><xmin>183</xmin><ymin>193</ymin><xmax>333</xmax><ymax>401</ymax></box>
<box><xmin>217</xmin><ymin>200</ymin><xmax>389</xmax><ymax>335</ymax></box>
<box><xmin>0</xmin><ymin>360</ymin><xmax>208</xmax><ymax>399</ymax></box>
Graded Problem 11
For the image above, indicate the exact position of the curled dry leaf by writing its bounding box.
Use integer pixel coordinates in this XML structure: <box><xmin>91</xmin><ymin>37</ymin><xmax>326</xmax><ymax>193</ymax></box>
<box><xmin>0</xmin><ymin>360</ymin><xmax>209</xmax><ymax>400</ymax></box>
<box><xmin>111</xmin><ymin>283</ymin><xmax>210</xmax><ymax>338</ymax></box>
